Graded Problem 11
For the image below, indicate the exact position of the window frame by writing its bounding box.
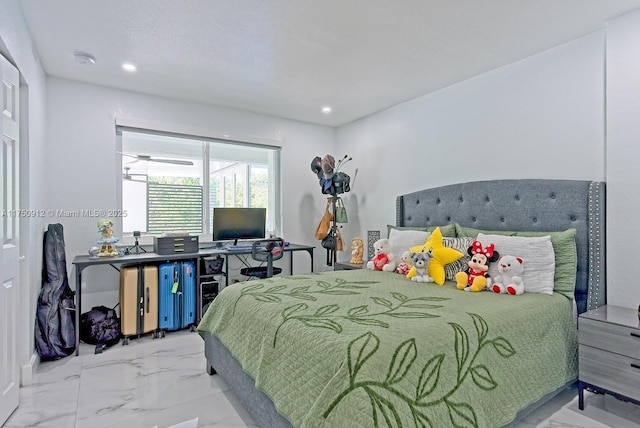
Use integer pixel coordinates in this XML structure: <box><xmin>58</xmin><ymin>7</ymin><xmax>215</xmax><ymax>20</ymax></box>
<box><xmin>115</xmin><ymin>125</ymin><xmax>282</xmax><ymax>243</ymax></box>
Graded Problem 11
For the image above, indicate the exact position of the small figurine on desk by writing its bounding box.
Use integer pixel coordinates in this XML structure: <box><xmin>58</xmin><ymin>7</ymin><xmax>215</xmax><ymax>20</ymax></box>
<box><xmin>350</xmin><ymin>237</ymin><xmax>364</xmax><ymax>265</ymax></box>
<box><xmin>96</xmin><ymin>218</ymin><xmax>119</xmax><ymax>257</ymax></box>
<box><xmin>88</xmin><ymin>246</ymin><xmax>100</xmax><ymax>259</ymax></box>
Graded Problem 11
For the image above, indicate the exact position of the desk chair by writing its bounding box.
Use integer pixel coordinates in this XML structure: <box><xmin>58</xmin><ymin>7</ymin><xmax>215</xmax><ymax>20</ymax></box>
<box><xmin>240</xmin><ymin>238</ymin><xmax>284</xmax><ymax>280</ymax></box>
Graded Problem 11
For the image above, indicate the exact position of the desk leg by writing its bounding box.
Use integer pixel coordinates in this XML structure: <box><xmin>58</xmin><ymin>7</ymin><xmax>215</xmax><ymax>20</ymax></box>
<box><xmin>289</xmin><ymin>252</ymin><xmax>293</xmax><ymax>275</ymax></box>
<box><xmin>224</xmin><ymin>255</ymin><xmax>230</xmax><ymax>288</ymax></box>
<box><xmin>195</xmin><ymin>259</ymin><xmax>201</xmax><ymax>321</ymax></box>
<box><xmin>74</xmin><ymin>267</ymin><xmax>82</xmax><ymax>356</ymax></box>
<box><xmin>290</xmin><ymin>249</ymin><xmax>314</xmax><ymax>275</ymax></box>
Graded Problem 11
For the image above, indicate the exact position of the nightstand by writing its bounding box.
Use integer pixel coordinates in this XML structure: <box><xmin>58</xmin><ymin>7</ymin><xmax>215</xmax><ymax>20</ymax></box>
<box><xmin>578</xmin><ymin>304</ymin><xmax>640</xmax><ymax>410</ymax></box>
<box><xmin>334</xmin><ymin>261</ymin><xmax>364</xmax><ymax>271</ymax></box>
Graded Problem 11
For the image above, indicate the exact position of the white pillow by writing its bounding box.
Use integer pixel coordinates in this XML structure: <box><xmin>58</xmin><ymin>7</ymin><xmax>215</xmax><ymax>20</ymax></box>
<box><xmin>476</xmin><ymin>233</ymin><xmax>555</xmax><ymax>295</ymax></box>
<box><xmin>388</xmin><ymin>229</ymin><xmax>431</xmax><ymax>265</ymax></box>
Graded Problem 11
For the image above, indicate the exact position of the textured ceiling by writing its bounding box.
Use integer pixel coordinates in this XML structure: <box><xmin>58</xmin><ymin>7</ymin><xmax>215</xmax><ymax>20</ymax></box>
<box><xmin>18</xmin><ymin>0</ymin><xmax>640</xmax><ymax>127</ymax></box>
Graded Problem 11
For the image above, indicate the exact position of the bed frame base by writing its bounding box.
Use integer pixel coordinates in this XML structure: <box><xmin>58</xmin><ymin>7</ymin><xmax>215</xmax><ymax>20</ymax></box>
<box><xmin>205</xmin><ymin>333</ymin><xmax>292</xmax><ymax>427</ymax></box>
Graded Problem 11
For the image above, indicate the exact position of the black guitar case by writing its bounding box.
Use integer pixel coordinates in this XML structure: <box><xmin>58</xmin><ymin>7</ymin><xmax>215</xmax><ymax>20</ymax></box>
<box><xmin>35</xmin><ymin>223</ymin><xmax>76</xmax><ymax>360</ymax></box>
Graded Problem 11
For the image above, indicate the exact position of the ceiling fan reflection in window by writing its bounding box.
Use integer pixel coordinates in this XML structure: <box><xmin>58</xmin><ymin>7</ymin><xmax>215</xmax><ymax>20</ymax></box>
<box><xmin>120</xmin><ymin>152</ymin><xmax>194</xmax><ymax>166</ymax></box>
<box><xmin>122</xmin><ymin>166</ymin><xmax>159</xmax><ymax>184</ymax></box>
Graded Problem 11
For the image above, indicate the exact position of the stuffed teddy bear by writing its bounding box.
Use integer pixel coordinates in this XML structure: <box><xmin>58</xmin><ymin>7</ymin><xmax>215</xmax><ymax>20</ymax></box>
<box><xmin>492</xmin><ymin>255</ymin><xmax>525</xmax><ymax>295</ymax></box>
<box><xmin>455</xmin><ymin>240</ymin><xmax>499</xmax><ymax>292</ymax></box>
<box><xmin>367</xmin><ymin>238</ymin><xmax>396</xmax><ymax>272</ymax></box>
<box><xmin>395</xmin><ymin>251</ymin><xmax>413</xmax><ymax>275</ymax></box>
<box><xmin>406</xmin><ymin>249</ymin><xmax>434</xmax><ymax>282</ymax></box>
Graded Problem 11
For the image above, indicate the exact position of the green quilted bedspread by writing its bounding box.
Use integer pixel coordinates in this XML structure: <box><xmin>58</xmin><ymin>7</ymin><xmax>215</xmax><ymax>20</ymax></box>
<box><xmin>197</xmin><ymin>270</ymin><xmax>577</xmax><ymax>428</ymax></box>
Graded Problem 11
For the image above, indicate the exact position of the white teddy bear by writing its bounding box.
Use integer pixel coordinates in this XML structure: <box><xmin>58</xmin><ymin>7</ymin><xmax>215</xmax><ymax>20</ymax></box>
<box><xmin>366</xmin><ymin>238</ymin><xmax>397</xmax><ymax>272</ymax></box>
<box><xmin>491</xmin><ymin>255</ymin><xmax>525</xmax><ymax>295</ymax></box>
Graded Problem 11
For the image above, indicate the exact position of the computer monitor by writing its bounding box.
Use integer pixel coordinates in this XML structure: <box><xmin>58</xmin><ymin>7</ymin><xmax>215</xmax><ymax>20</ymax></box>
<box><xmin>212</xmin><ymin>207</ymin><xmax>266</xmax><ymax>245</ymax></box>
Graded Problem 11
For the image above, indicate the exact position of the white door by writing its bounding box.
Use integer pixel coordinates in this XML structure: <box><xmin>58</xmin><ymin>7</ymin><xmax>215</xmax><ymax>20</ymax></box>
<box><xmin>0</xmin><ymin>53</ymin><xmax>20</xmax><ymax>426</ymax></box>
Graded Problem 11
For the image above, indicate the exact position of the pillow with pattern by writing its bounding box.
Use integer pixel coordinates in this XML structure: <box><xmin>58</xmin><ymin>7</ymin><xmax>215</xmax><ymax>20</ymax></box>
<box><xmin>442</xmin><ymin>237</ymin><xmax>475</xmax><ymax>282</ymax></box>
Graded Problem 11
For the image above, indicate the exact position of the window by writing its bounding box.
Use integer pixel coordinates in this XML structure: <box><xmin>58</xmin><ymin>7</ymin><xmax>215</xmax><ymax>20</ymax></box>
<box><xmin>117</xmin><ymin>128</ymin><xmax>280</xmax><ymax>238</ymax></box>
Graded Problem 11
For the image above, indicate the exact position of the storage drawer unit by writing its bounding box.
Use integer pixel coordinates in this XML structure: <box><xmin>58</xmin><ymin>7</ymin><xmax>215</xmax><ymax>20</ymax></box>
<box><xmin>578</xmin><ymin>305</ymin><xmax>640</xmax><ymax>410</ymax></box>
<box><xmin>154</xmin><ymin>235</ymin><xmax>199</xmax><ymax>255</ymax></box>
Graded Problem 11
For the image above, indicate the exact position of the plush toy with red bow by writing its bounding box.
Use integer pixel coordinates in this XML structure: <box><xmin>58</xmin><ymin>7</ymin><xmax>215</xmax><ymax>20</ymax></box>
<box><xmin>395</xmin><ymin>251</ymin><xmax>413</xmax><ymax>275</ymax></box>
<box><xmin>455</xmin><ymin>240</ymin><xmax>500</xmax><ymax>292</ymax></box>
<box><xmin>492</xmin><ymin>255</ymin><xmax>525</xmax><ymax>295</ymax></box>
<box><xmin>366</xmin><ymin>238</ymin><xmax>396</xmax><ymax>272</ymax></box>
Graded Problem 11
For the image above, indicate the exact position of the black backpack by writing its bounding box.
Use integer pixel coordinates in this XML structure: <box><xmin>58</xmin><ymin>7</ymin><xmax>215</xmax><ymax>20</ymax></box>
<box><xmin>80</xmin><ymin>304</ymin><xmax>121</xmax><ymax>354</ymax></box>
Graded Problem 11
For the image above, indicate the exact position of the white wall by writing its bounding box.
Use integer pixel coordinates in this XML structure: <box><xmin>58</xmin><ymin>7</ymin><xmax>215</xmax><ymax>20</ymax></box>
<box><xmin>337</xmin><ymin>32</ymin><xmax>607</xmax><ymax>287</ymax></box>
<box><xmin>605</xmin><ymin>10</ymin><xmax>640</xmax><ymax>309</ymax></box>
<box><xmin>0</xmin><ymin>0</ymin><xmax>48</xmax><ymax>382</ymax></box>
<box><xmin>44</xmin><ymin>78</ymin><xmax>336</xmax><ymax>309</ymax></box>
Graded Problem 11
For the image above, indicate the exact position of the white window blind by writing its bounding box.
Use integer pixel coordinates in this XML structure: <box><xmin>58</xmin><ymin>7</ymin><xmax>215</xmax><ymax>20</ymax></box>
<box><xmin>147</xmin><ymin>183</ymin><xmax>203</xmax><ymax>234</ymax></box>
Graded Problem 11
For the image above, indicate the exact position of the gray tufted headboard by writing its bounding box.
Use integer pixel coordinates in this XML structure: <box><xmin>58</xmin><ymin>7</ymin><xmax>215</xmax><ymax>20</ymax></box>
<box><xmin>396</xmin><ymin>179</ymin><xmax>605</xmax><ymax>314</ymax></box>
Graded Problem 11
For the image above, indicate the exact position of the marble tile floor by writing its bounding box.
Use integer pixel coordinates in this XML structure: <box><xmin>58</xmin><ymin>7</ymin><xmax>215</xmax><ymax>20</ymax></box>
<box><xmin>4</xmin><ymin>330</ymin><xmax>640</xmax><ymax>428</ymax></box>
<box><xmin>4</xmin><ymin>330</ymin><xmax>256</xmax><ymax>428</ymax></box>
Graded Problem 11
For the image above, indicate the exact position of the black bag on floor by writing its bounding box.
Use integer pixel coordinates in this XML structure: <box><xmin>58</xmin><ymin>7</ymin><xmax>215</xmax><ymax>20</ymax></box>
<box><xmin>80</xmin><ymin>304</ymin><xmax>121</xmax><ymax>354</ymax></box>
<box><xmin>35</xmin><ymin>223</ymin><xmax>76</xmax><ymax>360</ymax></box>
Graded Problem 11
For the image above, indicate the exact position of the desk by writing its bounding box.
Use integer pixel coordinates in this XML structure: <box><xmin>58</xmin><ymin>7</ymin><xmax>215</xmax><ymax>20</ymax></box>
<box><xmin>205</xmin><ymin>244</ymin><xmax>314</xmax><ymax>288</ymax></box>
<box><xmin>71</xmin><ymin>243</ymin><xmax>314</xmax><ymax>356</ymax></box>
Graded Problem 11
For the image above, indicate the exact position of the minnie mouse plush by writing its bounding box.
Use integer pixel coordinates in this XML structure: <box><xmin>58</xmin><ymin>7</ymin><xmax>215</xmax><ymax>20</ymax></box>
<box><xmin>455</xmin><ymin>241</ymin><xmax>499</xmax><ymax>292</ymax></box>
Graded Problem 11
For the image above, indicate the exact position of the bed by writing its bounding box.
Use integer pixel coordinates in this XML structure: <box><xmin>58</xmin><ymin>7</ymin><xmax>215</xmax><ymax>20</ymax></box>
<box><xmin>197</xmin><ymin>179</ymin><xmax>606</xmax><ymax>427</ymax></box>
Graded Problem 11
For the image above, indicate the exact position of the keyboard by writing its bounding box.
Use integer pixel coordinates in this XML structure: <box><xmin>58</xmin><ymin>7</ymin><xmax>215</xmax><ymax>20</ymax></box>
<box><xmin>226</xmin><ymin>245</ymin><xmax>253</xmax><ymax>251</ymax></box>
<box><xmin>225</xmin><ymin>241</ymin><xmax>290</xmax><ymax>252</ymax></box>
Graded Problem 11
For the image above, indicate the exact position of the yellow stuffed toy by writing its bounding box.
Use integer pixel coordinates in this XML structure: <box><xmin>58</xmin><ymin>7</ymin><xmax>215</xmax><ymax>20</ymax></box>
<box><xmin>409</xmin><ymin>227</ymin><xmax>463</xmax><ymax>285</ymax></box>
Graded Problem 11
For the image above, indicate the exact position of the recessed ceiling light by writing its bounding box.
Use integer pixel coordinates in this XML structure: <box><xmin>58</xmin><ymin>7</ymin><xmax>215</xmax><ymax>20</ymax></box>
<box><xmin>322</xmin><ymin>106</ymin><xmax>332</xmax><ymax>114</ymax></box>
<box><xmin>74</xmin><ymin>52</ymin><xmax>95</xmax><ymax>65</ymax></box>
<box><xmin>122</xmin><ymin>63</ymin><xmax>137</xmax><ymax>72</ymax></box>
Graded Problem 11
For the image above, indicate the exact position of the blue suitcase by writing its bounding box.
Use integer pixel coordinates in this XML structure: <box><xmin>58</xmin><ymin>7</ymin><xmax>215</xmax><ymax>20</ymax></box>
<box><xmin>158</xmin><ymin>263</ymin><xmax>177</xmax><ymax>332</ymax></box>
<box><xmin>158</xmin><ymin>261</ymin><xmax>196</xmax><ymax>335</ymax></box>
<box><xmin>180</xmin><ymin>261</ymin><xmax>197</xmax><ymax>328</ymax></box>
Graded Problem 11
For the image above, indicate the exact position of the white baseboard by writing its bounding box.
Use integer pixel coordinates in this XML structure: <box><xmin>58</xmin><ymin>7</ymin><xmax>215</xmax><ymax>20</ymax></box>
<box><xmin>20</xmin><ymin>352</ymin><xmax>38</xmax><ymax>386</ymax></box>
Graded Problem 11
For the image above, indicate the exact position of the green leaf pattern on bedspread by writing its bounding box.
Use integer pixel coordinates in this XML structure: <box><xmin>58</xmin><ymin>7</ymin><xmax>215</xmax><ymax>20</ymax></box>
<box><xmin>233</xmin><ymin>276</ymin><xmax>450</xmax><ymax>347</ymax></box>
<box><xmin>323</xmin><ymin>312</ymin><xmax>516</xmax><ymax>427</ymax></box>
<box><xmin>197</xmin><ymin>270</ymin><xmax>578</xmax><ymax>428</ymax></box>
